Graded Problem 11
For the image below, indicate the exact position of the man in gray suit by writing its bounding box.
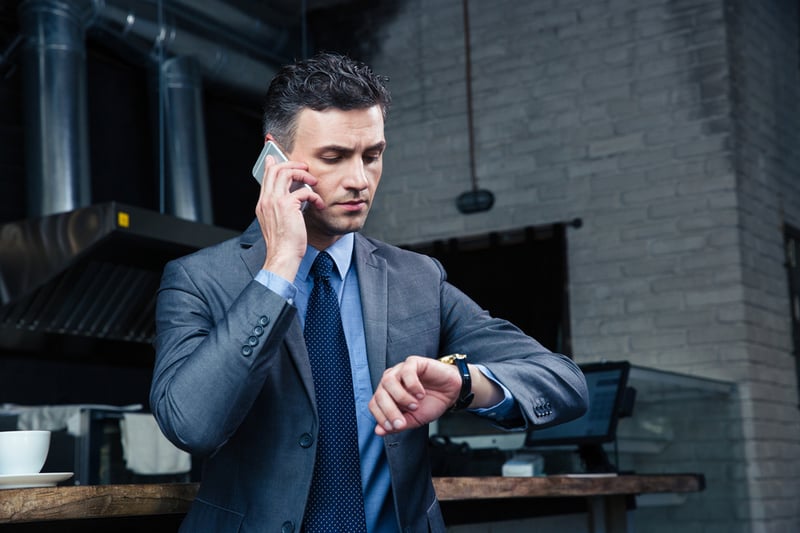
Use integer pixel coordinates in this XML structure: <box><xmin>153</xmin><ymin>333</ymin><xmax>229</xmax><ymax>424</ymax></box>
<box><xmin>151</xmin><ymin>52</ymin><xmax>588</xmax><ymax>533</ymax></box>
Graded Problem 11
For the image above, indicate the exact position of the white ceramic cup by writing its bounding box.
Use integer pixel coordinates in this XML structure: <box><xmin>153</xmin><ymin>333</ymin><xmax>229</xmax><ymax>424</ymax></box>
<box><xmin>0</xmin><ymin>430</ymin><xmax>51</xmax><ymax>475</ymax></box>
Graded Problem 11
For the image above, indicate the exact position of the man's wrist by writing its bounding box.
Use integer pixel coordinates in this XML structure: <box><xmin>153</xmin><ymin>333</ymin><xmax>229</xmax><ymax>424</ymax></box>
<box><xmin>255</xmin><ymin>269</ymin><xmax>297</xmax><ymax>304</ymax></box>
<box><xmin>438</xmin><ymin>353</ymin><xmax>475</xmax><ymax>410</ymax></box>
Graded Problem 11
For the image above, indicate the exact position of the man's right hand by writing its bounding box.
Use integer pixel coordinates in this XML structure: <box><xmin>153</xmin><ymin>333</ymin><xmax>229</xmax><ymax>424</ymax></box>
<box><xmin>255</xmin><ymin>155</ymin><xmax>320</xmax><ymax>281</ymax></box>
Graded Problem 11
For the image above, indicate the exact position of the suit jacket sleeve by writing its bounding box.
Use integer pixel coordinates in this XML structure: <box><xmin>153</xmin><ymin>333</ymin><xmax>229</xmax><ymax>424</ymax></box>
<box><xmin>377</xmin><ymin>242</ymin><xmax>589</xmax><ymax>431</ymax></box>
<box><xmin>149</xmin><ymin>253</ymin><xmax>297</xmax><ymax>456</ymax></box>
<box><xmin>439</xmin><ymin>275</ymin><xmax>588</xmax><ymax>429</ymax></box>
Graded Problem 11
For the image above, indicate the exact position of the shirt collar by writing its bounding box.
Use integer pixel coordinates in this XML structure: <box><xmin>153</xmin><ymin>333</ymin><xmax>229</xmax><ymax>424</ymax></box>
<box><xmin>299</xmin><ymin>233</ymin><xmax>355</xmax><ymax>282</ymax></box>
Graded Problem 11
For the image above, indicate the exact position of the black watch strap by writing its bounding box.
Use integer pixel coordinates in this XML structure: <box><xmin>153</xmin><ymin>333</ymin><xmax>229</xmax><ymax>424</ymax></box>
<box><xmin>438</xmin><ymin>353</ymin><xmax>475</xmax><ymax>411</ymax></box>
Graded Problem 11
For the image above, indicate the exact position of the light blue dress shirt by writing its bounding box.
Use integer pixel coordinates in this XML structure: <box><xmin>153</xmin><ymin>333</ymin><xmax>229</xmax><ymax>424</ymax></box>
<box><xmin>256</xmin><ymin>233</ymin><xmax>518</xmax><ymax>532</ymax></box>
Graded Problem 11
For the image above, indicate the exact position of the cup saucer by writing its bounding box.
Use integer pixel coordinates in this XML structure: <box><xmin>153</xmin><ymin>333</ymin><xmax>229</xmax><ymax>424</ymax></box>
<box><xmin>0</xmin><ymin>472</ymin><xmax>73</xmax><ymax>489</ymax></box>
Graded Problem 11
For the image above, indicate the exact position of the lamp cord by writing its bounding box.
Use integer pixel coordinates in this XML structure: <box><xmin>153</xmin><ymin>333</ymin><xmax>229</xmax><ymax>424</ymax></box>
<box><xmin>462</xmin><ymin>0</ymin><xmax>478</xmax><ymax>193</ymax></box>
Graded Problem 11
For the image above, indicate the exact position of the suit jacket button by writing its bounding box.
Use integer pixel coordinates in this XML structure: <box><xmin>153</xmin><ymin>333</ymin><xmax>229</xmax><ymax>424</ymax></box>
<box><xmin>253</xmin><ymin>325</ymin><xmax>264</xmax><ymax>336</ymax></box>
<box><xmin>281</xmin><ymin>521</ymin><xmax>295</xmax><ymax>533</ymax></box>
<box><xmin>259</xmin><ymin>315</ymin><xmax>270</xmax><ymax>326</ymax></box>
<box><xmin>248</xmin><ymin>336</ymin><xmax>259</xmax><ymax>346</ymax></box>
<box><xmin>299</xmin><ymin>433</ymin><xmax>314</xmax><ymax>448</ymax></box>
<box><xmin>241</xmin><ymin>345</ymin><xmax>253</xmax><ymax>357</ymax></box>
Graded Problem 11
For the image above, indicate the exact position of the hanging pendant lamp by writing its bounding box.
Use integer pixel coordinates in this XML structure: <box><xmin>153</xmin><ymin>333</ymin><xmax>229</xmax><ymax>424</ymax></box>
<box><xmin>456</xmin><ymin>0</ymin><xmax>494</xmax><ymax>214</ymax></box>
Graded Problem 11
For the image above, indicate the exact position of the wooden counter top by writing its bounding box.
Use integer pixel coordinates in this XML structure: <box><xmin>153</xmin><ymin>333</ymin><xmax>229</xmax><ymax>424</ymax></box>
<box><xmin>433</xmin><ymin>473</ymin><xmax>704</xmax><ymax>500</ymax></box>
<box><xmin>0</xmin><ymin>483</ymin><xmax>196</xmax><ymax>524</ymax></box>
<box><xmin>0</xmin><ymin>474</ymin><xmax>704</xmax><ymax>524</ymax></box>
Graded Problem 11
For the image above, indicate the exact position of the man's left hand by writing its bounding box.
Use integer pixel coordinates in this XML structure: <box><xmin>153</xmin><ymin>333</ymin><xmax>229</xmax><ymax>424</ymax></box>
<box><xmin>368</xmin><ymin>355</ymin><xmax>461</xmax><ymax>436</ymax></box>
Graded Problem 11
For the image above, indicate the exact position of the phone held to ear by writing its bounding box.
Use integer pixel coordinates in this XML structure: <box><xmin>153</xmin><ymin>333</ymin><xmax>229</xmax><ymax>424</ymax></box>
<box><xmin>252</xmin><ymin>140</ymin><xmax>311</xmax><ymax>211</ymax></box>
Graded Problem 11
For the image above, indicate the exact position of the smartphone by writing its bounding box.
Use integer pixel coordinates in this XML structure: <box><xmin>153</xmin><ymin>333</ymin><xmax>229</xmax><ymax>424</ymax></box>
<box><xmin>252</xmin><ymin>140</ymin><xmax>311</xmax><ymax>210</ymax></box>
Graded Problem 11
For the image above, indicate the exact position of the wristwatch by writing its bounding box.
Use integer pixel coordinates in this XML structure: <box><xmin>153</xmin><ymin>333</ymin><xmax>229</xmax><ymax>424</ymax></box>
<box><xmin>438</xmin><ymin>353</ymin><xmax>475</xmax><ymax>411</ymax></box>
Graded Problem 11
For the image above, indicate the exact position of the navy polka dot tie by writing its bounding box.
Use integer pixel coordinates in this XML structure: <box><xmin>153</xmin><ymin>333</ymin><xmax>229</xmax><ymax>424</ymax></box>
<box><xmin>302</xmin><ymin>252</ymin><xmax>367</xmax><ymax>533</ymax></box>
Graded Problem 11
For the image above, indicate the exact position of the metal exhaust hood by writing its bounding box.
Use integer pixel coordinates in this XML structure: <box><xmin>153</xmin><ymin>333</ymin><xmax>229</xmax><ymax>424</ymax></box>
<box><xmin>0</xmin><ymin>202</ymin><xmax>237</xmax><ymax>345</ymax></box>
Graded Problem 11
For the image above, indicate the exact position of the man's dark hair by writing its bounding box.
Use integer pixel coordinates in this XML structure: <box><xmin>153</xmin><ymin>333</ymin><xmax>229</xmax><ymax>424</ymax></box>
<box><xmin>263</xmin><ymin>52</ymin><xmax>391</xmax><ymax>151</ymax></box>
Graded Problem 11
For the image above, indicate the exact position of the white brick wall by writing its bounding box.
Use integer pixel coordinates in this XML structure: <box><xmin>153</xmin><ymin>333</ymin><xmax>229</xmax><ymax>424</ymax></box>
<box><xmin>362</xmin><ymin>0</ymin><xmax>800</xmax><ymax>531</ymax></box>
<box><xmin>725</xmin><ymin>0</ymin><xmax>800</xmax><ymax>530</ymax></box>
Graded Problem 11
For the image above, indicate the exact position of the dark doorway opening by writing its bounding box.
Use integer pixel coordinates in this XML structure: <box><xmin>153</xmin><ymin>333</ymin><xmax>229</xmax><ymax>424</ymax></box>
<box><xmin>402</xmin><ymin>222</ymin><xmax>573</xmax><ymax>357</ymax></box>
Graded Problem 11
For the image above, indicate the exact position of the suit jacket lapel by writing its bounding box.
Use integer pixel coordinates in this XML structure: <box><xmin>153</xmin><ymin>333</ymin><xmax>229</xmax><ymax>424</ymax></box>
<box><xmin>354</xmin><ymin>234</ymin><xmax>388</xmax><ymax>390</ymax></box>
<box><xmin>239</xmin><ymin>219</ymin><xmax>266</xmax><ymax>277</ymax></box>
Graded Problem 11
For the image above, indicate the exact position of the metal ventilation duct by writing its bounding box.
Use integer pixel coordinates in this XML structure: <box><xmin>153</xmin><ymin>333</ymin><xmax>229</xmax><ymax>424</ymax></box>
<box><xmin>3</xmin><ymin>0</ymin><xmax>287</xmax><ymax>346</ymax></box>
<box><xmin>88</xmin><ymin>0</ymin><xmax>288</xmax><ymax>95</ymax></box>
<box><xmin>19</xmin><ymin>0</ymin><xmax>92</xmax><ymax>218</ymax></box>
<box><xmin>19</xmin><ymin>0</ymin><xmax>289</xmax><ymax>220</ymax></box>
<box><xmin>162</xmin><ymin>56</ymin><xmax>213</xmax><ymax>224</ymax></box>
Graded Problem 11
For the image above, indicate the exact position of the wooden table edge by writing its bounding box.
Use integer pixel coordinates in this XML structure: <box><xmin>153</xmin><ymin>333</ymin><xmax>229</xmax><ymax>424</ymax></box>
<box><xmin>432</xmin><ymin>473</ymin><xmax>705</xmax><ymax>500</ymax></box>
<box><xmin>0</xmin><ymin>474</ymin><xmax>705</xmax><ymax>524</ymax></box>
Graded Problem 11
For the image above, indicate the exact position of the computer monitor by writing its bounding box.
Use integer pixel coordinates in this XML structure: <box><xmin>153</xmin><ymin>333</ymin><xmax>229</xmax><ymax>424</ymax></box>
<box><xmin>429</xmin><ymin>361</ymin><xmax>631</xmax><ymax>454</ymax></box>
<box><xmin>525</xmin><ymin>361</ymin><xmax>631</xmax><ymax>448</ymax></box>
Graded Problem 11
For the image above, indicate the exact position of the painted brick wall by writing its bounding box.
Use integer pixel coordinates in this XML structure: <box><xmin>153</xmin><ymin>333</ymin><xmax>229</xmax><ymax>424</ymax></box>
<box><xmin>726</xmin><ymin>0</ymin><xmax>800</xmax><ymax>530</ymax></box>
<box><xmin>362</xmin><ymin>0</ymin><xmax>800</xmax><ymax>531</ymax></box>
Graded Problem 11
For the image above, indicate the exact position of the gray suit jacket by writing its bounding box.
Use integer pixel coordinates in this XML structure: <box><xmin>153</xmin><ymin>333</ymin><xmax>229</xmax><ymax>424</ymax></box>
<box><xmin>150</xmin><ymin>220</ymin><xmax>588</xmax><ymax>533</ymax></box>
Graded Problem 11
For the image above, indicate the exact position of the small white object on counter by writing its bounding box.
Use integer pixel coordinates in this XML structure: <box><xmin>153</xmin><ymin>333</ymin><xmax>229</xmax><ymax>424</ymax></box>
<box><xmin>120</xmin><ymin>413</ymin><xmax>191</xmax><ymax>475</ymax></box>
<box><xmin>502</xmin><ymin>453</ymin><xmax>545</xmax><ymax>477</ymax></box>
<box><xmin>0</xmin><ymin>430</ymin><xmax>51</xmax><ymax>475</ymax></box>
<box><xmin>0</xmin><ymin>471</ymin><xmax>73</xmax><ymax>489</ymax></box>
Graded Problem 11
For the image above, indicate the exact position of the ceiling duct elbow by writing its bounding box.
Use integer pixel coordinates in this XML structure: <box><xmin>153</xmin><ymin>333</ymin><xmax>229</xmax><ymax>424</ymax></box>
<box><xmin>87</xmin><ymin>0</ymin><xmax>286</xmax><ymax>95</ymax></box>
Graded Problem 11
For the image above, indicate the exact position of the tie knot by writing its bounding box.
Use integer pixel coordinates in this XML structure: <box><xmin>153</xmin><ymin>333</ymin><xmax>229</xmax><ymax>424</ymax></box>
<box><xmin>310</xmin><ymin>251</ymin><xmax>335</xmax><ymax>281</ymax></box>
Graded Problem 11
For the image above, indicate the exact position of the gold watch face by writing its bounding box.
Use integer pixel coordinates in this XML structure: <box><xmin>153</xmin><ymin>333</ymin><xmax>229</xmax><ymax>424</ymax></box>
<box><xmin>438</xmin><ymin>353</ymin><xmax>466</xmax><ymax>365</ymax></box>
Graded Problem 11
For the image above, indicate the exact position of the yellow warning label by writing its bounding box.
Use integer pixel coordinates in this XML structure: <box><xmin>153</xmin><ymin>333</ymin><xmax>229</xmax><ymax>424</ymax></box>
<box><xmin>117</xmin><ymin>211</ymin><xmax>130</xmax><ymax>228</ymax></box>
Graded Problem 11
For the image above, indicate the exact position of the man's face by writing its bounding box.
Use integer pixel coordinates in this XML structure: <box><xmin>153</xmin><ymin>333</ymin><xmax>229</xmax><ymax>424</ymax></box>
<box><xmin>287</xmin><ymin>106</ymin><xmax>386</xmax><ymax>249</ymax></box>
